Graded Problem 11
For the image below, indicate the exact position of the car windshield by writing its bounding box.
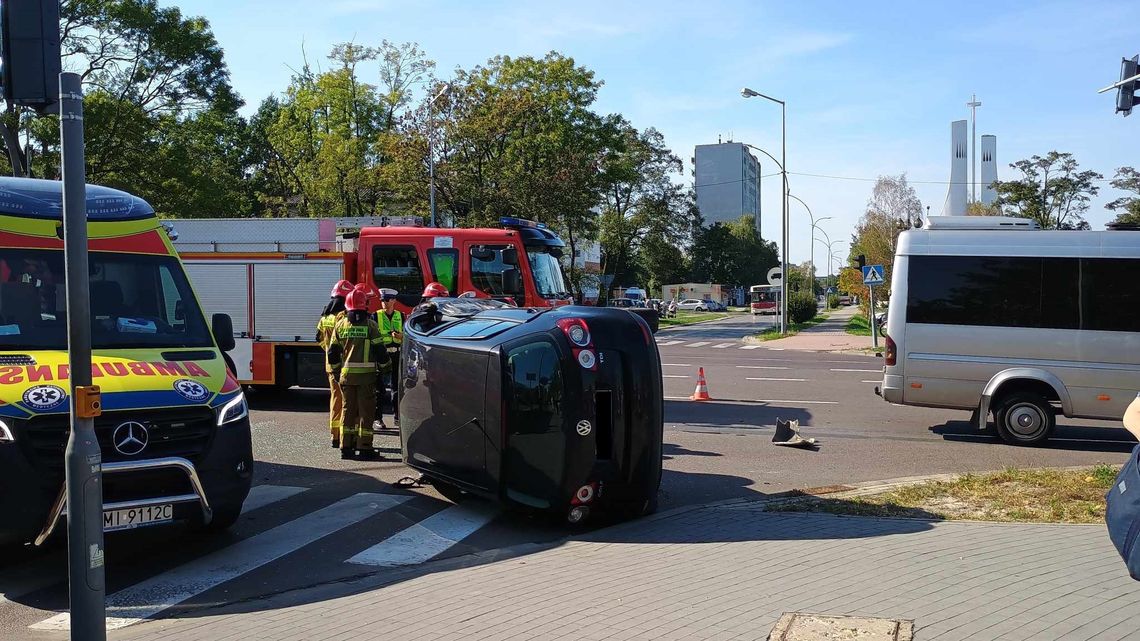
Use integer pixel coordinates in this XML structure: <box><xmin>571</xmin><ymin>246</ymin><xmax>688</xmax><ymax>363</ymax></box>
<box><xmin>526</xmin><ymin>249</ymin><xmax>568</xmax><ymax>299</ymax></box>
<box><xmin>0</xmin><ymin>249</ymin><xmax>214</xmax><ymax>350</ymax></box>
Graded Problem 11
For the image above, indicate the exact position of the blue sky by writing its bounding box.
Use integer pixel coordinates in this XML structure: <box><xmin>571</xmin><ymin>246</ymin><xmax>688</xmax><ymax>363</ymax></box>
<box><xmin>179</xmin><ymin>0</ymin><xmax>1140</xmax><ymax>267</ymax></box>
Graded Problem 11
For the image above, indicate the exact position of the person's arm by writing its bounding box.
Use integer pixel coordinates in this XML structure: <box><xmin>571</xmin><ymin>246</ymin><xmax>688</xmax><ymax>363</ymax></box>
<box><xmin>1124</xmin><ymin>394</ymin><xmax>1140</xmax><ymax>441</ymax></box>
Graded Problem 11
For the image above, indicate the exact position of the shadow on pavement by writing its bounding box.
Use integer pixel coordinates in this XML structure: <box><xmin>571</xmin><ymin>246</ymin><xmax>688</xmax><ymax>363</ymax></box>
<box><xmin>662</xmin><ymin>443</ymin><xmax>721</xmax><ymax>460</ymax></box>
<box><xmin>246</xmin><ymin>386</ymin><xmax>328</xmax><ymax>412</ymax></box>
<box><xmin>665</xmin><ymin>399</ymin><xmax>812</xmax><ymax>431</ymax></box>
<box><xmin>931</xmin><ymin>419</ymin><xmax>1137</xmax><ymax>453</ymax></box>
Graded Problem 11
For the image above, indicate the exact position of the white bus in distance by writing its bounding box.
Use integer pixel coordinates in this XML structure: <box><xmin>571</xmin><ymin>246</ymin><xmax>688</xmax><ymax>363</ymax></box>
<box><xmin>876</xmin><ymin>216</ymin><xmax>1140</xmax><ymax>446</ymax></box>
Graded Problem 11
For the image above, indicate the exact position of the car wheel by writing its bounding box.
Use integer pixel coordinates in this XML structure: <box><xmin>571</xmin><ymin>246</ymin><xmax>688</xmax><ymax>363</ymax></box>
<box><xmin>994</xmin><ymin>392</ymin><xmax>1055</xmax><ymax>446</ymax></box>
<box><xmin>696</xmin><ymin>306</ymin><xmax>706</xmax><ymax>312</ymax></box>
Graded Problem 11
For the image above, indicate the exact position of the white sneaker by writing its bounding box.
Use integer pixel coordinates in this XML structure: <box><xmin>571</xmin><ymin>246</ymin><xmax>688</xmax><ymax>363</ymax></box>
<box><xmin>373</xmin><ymin>419</ymin><xmax>387</xmax><ymax>431</ymax></box>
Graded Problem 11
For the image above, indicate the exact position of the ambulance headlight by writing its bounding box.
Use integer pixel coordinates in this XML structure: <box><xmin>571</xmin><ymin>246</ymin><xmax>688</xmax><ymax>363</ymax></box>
<box><xmin>216</xmin><ymin>393</ymin><xmax>248</xmax><ymax>427</ymax></box>
<box><xmin>0</xmin><ymin>419</ymin><xmax>13</xmax><ymax>443</ymax></box>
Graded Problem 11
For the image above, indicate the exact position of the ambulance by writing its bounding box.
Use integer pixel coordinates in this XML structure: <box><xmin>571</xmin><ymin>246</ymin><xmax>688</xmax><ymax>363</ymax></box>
<box><xmin>0</xmin><ymin>177</ymin><xmax>252</xmax><ymax>546</ymax></box>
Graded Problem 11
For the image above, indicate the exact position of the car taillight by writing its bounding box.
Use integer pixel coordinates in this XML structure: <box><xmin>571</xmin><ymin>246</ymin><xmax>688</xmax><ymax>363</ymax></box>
<box><xmin>637</xmin><ymin>318</ymin><xmax>651</xmax><ymax>345</ymax></box>
<box><xmin>556</xmin><ymin>318</ymin><xmax>591</xmax><ymax>347</ymax></box>
<box><xmin>885</xmin><ymin>334</ymin><xmax>897</xmax><ymax>366</ymax></box>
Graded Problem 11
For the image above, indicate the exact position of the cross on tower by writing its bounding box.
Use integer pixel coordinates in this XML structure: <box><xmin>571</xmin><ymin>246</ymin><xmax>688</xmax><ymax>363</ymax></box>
<box><xmin>966</xmin><ymin>94</ymin><xmax>982</xmax><ymax>202</ymax></box>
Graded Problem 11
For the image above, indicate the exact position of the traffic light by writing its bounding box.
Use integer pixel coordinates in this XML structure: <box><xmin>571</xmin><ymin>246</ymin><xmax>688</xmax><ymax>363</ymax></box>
<box><xmin>1</xmin><ymin>0</ymin><xmax>61</xmax><ymax>113</ymax></box>
<box><xmin>1118</xmin><ymin>55</ymin><xmax>1140</xmax><ymax>117</ymax></box>
<box><xmin>854</xmin><ymin>254</ymin><xmax>866</xmax><ymax>269</ymax></box>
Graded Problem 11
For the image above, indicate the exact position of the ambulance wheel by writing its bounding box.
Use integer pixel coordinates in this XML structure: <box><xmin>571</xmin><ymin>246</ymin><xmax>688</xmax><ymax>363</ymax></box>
<box><xmin>994</xmin><ymin>392</ymin><xmax>1055</xmax><ymax>446</ymax></box>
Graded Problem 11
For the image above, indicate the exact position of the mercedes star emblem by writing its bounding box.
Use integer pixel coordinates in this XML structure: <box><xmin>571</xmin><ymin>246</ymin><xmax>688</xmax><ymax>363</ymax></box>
<box><xmin>112</xmin><ymin>421</ymin><xmax>149</xmax><ymax>456</ymax></box>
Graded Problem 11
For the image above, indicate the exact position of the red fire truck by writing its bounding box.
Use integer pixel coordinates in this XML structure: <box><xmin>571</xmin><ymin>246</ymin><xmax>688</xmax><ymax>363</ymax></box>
<box><xmin>171</xmin><ymin>217</ymin><xmax>572</xmax><ymax>389</ymax></box>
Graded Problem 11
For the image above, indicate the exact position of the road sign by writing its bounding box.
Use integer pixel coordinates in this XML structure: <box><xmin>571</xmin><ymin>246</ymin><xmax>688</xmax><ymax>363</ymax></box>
<box><xmin>766</xmin><ymin>267</ymin><xmax>782</xmax><ymax>286</ymax></box>
<box><xmin>862</xmin><ymin>265</ymin><xmax>885</xmax><ymax>285</ymax></box>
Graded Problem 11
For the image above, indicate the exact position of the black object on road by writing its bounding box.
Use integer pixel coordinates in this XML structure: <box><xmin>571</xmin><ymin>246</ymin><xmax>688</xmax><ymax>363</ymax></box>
<box><xmin>772</xmin><ymin>418</ymin><xmax>818</xmax><ymax>449</ymax></box>
<box><xmin>399</xmin><ymin>298</ymin><xmax>664</xmax><ymax>524</ymax></box>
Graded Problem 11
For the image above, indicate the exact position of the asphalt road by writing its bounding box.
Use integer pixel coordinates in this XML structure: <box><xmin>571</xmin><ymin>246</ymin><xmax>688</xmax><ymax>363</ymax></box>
<box><xmin>3</xmin><ymin>314</ymin><xmax>1135</xmax><ymax>638</ymax></box>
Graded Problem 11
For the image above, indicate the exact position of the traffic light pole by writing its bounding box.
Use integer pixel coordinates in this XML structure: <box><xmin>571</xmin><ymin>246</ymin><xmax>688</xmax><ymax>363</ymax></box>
<box><xmin>60</xmin><ymin>71</ymin><xmax>107</xmax><ymax>641</ymax></box>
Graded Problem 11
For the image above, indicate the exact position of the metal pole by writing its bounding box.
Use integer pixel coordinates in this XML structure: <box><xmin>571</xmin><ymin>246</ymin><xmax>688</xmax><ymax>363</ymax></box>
<box><xmin>967</xmin><ymin>94</ymin><xmax>981</xmax><ymax>203</ymax></box>
<box><xmin>60</xmin><ymin>71</ymin><xmax>107</xmax><ymax>640</ymax></box>
<box><xmin>428</xmin><ymin>96</ymin><xmax>436</xmax><ymax>228</ymax></box>
<box><xmin>869</xmin><ymin>285</ymin><xmax>878</xmax><ymax>349</ymax></box>
<box><xmin>780</xmin><ymin>101</ymin><xmax>788</xmax><ymax>335</ymax></box>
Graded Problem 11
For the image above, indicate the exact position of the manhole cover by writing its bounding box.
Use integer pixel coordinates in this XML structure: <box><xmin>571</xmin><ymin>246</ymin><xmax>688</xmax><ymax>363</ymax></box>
<box><xmin>769</xmin><ymin>613</ymin><xmax>913</xmax><ymax>640</ymax></box>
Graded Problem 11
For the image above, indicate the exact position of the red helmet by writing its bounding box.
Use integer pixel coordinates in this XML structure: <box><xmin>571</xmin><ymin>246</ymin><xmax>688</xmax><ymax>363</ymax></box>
<box><xmin>330</xmin><ymin>279</ymin><xmax>354</xmax><ymax>298</ymax></box>
<box><xmin>422</xmin><ymin>282</ymin><xmax>449</xmax><ymax>298</ymax></box>
<box><xmin>345</xmin><ymin>284</ymin><xmax>370</xmax><ymax>312</ymax></box>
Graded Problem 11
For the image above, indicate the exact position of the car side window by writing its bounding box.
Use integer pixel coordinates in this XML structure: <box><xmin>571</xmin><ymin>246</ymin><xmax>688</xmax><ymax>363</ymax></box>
<box><xmin>372</xmin><ymin>245</ymin><xmax>424</xmax><ymax>307</ymax></box>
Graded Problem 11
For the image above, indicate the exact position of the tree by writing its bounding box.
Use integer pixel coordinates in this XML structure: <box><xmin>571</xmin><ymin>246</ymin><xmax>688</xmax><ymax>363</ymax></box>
<box><xmin>993</xmin><ymin>151</ymin><xmax>1101</xmax><ymax>230</ymax></box>
<box><xmin>3</xmin><ymin>0</ymin><xmax>249</xmax><ymax>217</ymax></box>
<box><xmin>689</xmin><ymin>215</ymin><xmax>778</xmax><ymax>287</ymax></box>
<box><xmin>966</xmin><ymin>201</ymin><xmax>1001</xmax><ymax>216</ymax></box>
<box><xmin>1106</xmin><ymin>167</ymin><xmax>1140</xmax><ymax>227</ymax></box>
<box><xmin>845</xmin><ymin>174</ymin><xmax>923</xmax><ymax>299</ymax></box>
<box><xmin>598</xmin><ymin>123</ymin><xmax>692</xmax><ymax>294</ymax></box>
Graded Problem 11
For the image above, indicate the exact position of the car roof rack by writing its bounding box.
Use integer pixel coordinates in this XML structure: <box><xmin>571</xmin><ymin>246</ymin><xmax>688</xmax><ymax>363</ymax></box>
<box><xmin>922</xmin><ymin>216</ymin><xmax>1040</xmax><ymax>230</ymax></box>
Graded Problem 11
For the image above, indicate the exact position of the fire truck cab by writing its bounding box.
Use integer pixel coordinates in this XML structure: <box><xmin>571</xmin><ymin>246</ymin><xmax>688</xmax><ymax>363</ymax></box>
<box><xmin>173</xmin><ymin>216</ymin><xmax>572</xmax><ymax>390</ymax></box>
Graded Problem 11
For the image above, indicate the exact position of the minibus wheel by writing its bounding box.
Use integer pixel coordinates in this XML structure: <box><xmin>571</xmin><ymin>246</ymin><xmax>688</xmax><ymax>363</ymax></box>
<box><xmin>994</xmin><ymin>392</ymin><xmax>1055</xmax><ymax>446</ymax></box>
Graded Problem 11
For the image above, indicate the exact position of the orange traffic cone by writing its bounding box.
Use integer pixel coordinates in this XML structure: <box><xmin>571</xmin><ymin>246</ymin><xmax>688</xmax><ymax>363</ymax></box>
<box><xmin>690</xmin><ymin>367</ymin><xmax>712</xmax><ymax>401</ymax></box>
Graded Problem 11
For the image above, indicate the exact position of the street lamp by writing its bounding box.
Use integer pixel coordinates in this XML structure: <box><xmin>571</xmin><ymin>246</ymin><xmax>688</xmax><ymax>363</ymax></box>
<box><xmin>427</xmin><ymin>82</ymin><xmax>451</xmax><ymax>228</ymax></box>
<box><xmin>741</xmin><ymin>87</ymin><xmax>787</xmax><ymax>334</ymax></box>
<box><xmin>787</xmin><ymin>192</ymin><xmax>828</xmax><ymax>301</ymax></box>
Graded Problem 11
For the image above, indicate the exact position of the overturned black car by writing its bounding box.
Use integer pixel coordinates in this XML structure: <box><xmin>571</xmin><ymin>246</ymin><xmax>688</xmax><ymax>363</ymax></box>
<box><xmin>399</xmin><ymin>298</ymin><xmax>664</xmax><ymax>524</ymax></box>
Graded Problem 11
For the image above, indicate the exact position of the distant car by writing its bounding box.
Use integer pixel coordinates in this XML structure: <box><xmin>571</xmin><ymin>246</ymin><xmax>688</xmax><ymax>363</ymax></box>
<box><xmin>704</xmin><ymin>300</ymin><xmax>727</xmax><ymax>312</ymax></box>
<box><xmin>675</xmin><ymin>298</ymin><xmax>710</xmax><ymax>311</ymax></box>
<box><xmin>400</xmin><ymin>298</ymin><xmax>663</xmax><ymax>523</ymax></box>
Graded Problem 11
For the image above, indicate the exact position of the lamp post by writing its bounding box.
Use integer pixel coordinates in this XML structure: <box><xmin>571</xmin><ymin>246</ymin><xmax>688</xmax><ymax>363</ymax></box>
<box><xmin>427</xmin><ymin>82</ymin><xmax>451</xmax><ymax>228</ymax></box>
<box><xmin>741</xmin><ymin>87</ymin><xmax>787</xmax><ymax>334</ymax></box>
<box><xmin>788</xmin><ymin>192</ymin><xmax>828</xmax><ymax>302</ymax></box>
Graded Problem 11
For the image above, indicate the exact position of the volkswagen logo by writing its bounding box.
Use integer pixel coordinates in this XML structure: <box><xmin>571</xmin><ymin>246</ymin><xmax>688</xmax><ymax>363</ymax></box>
<box><xmin>112</xmin><ymin>421</ymin><xmax>149</xmax><ymax>456</ymax></box>
<box><xmin>576</xmin><ymin>420</ymin><xmax>592</xmax><ymax>437</ymax></box>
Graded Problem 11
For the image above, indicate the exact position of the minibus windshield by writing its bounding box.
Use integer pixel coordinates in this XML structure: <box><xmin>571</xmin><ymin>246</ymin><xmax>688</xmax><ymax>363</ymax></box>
<box><xmin>0</xmin><ymin>249</ymin><xmax>214</xmax><ymax>350</ymax></box>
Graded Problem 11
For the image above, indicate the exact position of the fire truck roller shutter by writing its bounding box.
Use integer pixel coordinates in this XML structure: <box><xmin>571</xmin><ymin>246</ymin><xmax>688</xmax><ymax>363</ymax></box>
<box><xmin>253</xmin><ymin>262</ymin><xmax>345</xmax><ymax>341</ymax></box>
<box><xmin>183</xmin><ymin>262</ymin><xmax>253</xmax><ymax>380</ymax></box>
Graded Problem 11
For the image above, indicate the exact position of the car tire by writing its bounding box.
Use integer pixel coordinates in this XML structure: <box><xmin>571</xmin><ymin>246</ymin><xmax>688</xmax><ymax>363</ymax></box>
<box><xmin>696</xmin><ymin>306</ymin><xmax>706</xmax><ymax>312</ymax></box>
<box><xmin>994</xmin><ymin>392</ymin><xmax>1056</xmax><ymax>446</ymax></box>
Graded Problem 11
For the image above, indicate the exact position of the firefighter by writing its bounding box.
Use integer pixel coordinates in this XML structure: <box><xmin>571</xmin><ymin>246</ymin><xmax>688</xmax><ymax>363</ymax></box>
<box><xmin>318</xmin><ymin>279</ymin><xmax>354</xmax><ymax>448</ymax></box>
<box><xmin>376</xmin><ymin>288</ymin><xmax>403</xmax><ymax>427</ymax></box>
<box><xmin>327</xmin><ymin>285</ymin><xmax>389</xmax><ymax>460</ymax></box>
<box><xmin>415</xmin><ymin>282</ymin><xmax>450</xmax><ymax>332</ymax></box>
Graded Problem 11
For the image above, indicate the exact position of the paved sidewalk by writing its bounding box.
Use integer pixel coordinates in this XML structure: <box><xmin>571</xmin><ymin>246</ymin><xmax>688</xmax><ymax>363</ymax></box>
<box><xmin>757</xmin><ymin>306</ymin><xmax>873</xmax><ymax>351</ymax></box>
<box><xmin>113</xmin><ymin>500</ymin><xmax>1140</xmax><ymax>641</ymax></box>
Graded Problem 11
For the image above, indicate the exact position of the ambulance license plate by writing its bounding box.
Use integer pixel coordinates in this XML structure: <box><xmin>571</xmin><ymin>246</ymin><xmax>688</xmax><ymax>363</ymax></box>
<box><xmin>103</xmin><ymin>504</ymin><xmax>173</xmax><ymax>532</ymax></box>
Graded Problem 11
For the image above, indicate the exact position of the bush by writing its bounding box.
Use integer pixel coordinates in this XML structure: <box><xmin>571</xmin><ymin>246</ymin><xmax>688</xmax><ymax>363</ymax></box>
<box><xmin>827</xmin><ymin>294</ymin><xmax>839</xmax><ymax>309</ymax></box>
<box><xmin>788</xmin><ymin>292</ymin><xmax>817</xmax><ymax>324</ymax></box>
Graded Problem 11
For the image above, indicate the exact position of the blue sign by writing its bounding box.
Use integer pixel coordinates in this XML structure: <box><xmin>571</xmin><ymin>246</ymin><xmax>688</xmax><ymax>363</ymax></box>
<box><xmin>862</xmin><ymin>265</ymin><xmax>885</xmax><ymax>285</ymax></box>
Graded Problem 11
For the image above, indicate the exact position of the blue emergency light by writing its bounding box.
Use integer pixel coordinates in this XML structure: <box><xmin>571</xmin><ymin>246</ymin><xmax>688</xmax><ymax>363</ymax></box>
<box><xmin>499</xmin><ymin>217</ymin><xmax>544</xmax><ymax>229</ymax></box>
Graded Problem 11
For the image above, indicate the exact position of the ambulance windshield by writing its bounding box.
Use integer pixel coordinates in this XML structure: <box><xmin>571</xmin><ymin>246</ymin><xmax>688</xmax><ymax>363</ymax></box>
<box><xmin>0</xmin><ymin>249</ymin><xmax>214</xmax><ymax>350</ymax></box>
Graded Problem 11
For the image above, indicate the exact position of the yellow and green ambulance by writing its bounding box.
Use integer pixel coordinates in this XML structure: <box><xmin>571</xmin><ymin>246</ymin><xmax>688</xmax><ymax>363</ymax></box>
<box><xmin>0</xmin><ymin>177</ymin><xmax>252</xmax><ymax>546</ymax></box>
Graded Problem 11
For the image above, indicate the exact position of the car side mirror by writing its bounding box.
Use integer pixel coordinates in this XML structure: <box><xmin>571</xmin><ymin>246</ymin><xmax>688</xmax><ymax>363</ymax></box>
<box><xmin>212</xmin><ymin>313</ymin><xmax>236</xmax><ymax>352</ymax></box>
<box><xmin>174</xmin><ymin>300</ymin><xmax>185</xmax><ymax>321</ymax></box>
<box><xmin>501</xmin><ymin>267</ymin><xmax>522</xmax><ymax>295</ymax></box>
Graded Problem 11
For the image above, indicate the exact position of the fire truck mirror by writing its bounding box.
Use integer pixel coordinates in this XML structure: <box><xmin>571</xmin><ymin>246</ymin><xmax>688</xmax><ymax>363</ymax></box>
<box><xmin>470</xmin><ymin>246</ymin><xmax>495</xmax><ymax>262</ymax></box>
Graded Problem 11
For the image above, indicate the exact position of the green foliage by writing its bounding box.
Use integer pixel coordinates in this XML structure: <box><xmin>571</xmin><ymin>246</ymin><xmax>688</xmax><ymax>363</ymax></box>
<box><xmin>689</xmin><ymin>215</ymin><xmax>778</xmax><ymax>287</ymax></box>
<box><xmin>827</xmin><ymin>294</ymin><xmax>840</xmax><ymax>309</ymax></box>
<box><xmin>1106</xmin><ymin>167</ymin><xmax>1140</xmax><ymax>226</ymax></box>
<box><xmin>993</xmin><ymin>151</ymin><xmax>1101</xmax><ymax>230</ymax></box>
<box><xmin>843</xmin><ymin>174</ymin><xmax>922</xmax><ymax>302</ymax></box>
<box><xmin>788</xmin><ymin>292</ymin><xmax>817</xmax><ymax>324</ymax></box>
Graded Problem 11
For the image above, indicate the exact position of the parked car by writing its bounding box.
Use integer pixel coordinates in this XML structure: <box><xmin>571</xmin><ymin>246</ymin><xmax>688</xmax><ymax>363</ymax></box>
<box><xmin>704</xmin><ymin>300</ymin><xmax>727</xmax><ymax>312</ymax></box>
<box><xmin>675</xmin><ymin>298</ymin><xmax>710</xmax><ymax>312</ymax></box>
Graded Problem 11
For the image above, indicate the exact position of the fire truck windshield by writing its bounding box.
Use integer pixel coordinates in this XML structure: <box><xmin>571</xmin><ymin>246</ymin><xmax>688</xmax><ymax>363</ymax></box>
<box><xmin>526</xmin><ymin>249</ymin><xmax>568</xmax><ymax>299</ymax></box>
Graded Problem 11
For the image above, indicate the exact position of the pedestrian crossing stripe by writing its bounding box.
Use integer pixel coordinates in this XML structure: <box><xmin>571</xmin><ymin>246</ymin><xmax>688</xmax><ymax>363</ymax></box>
<box><xmin>23</xmin><ymin>486</ymin><xmax>502</xmax><ymax>632</ymax></box>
